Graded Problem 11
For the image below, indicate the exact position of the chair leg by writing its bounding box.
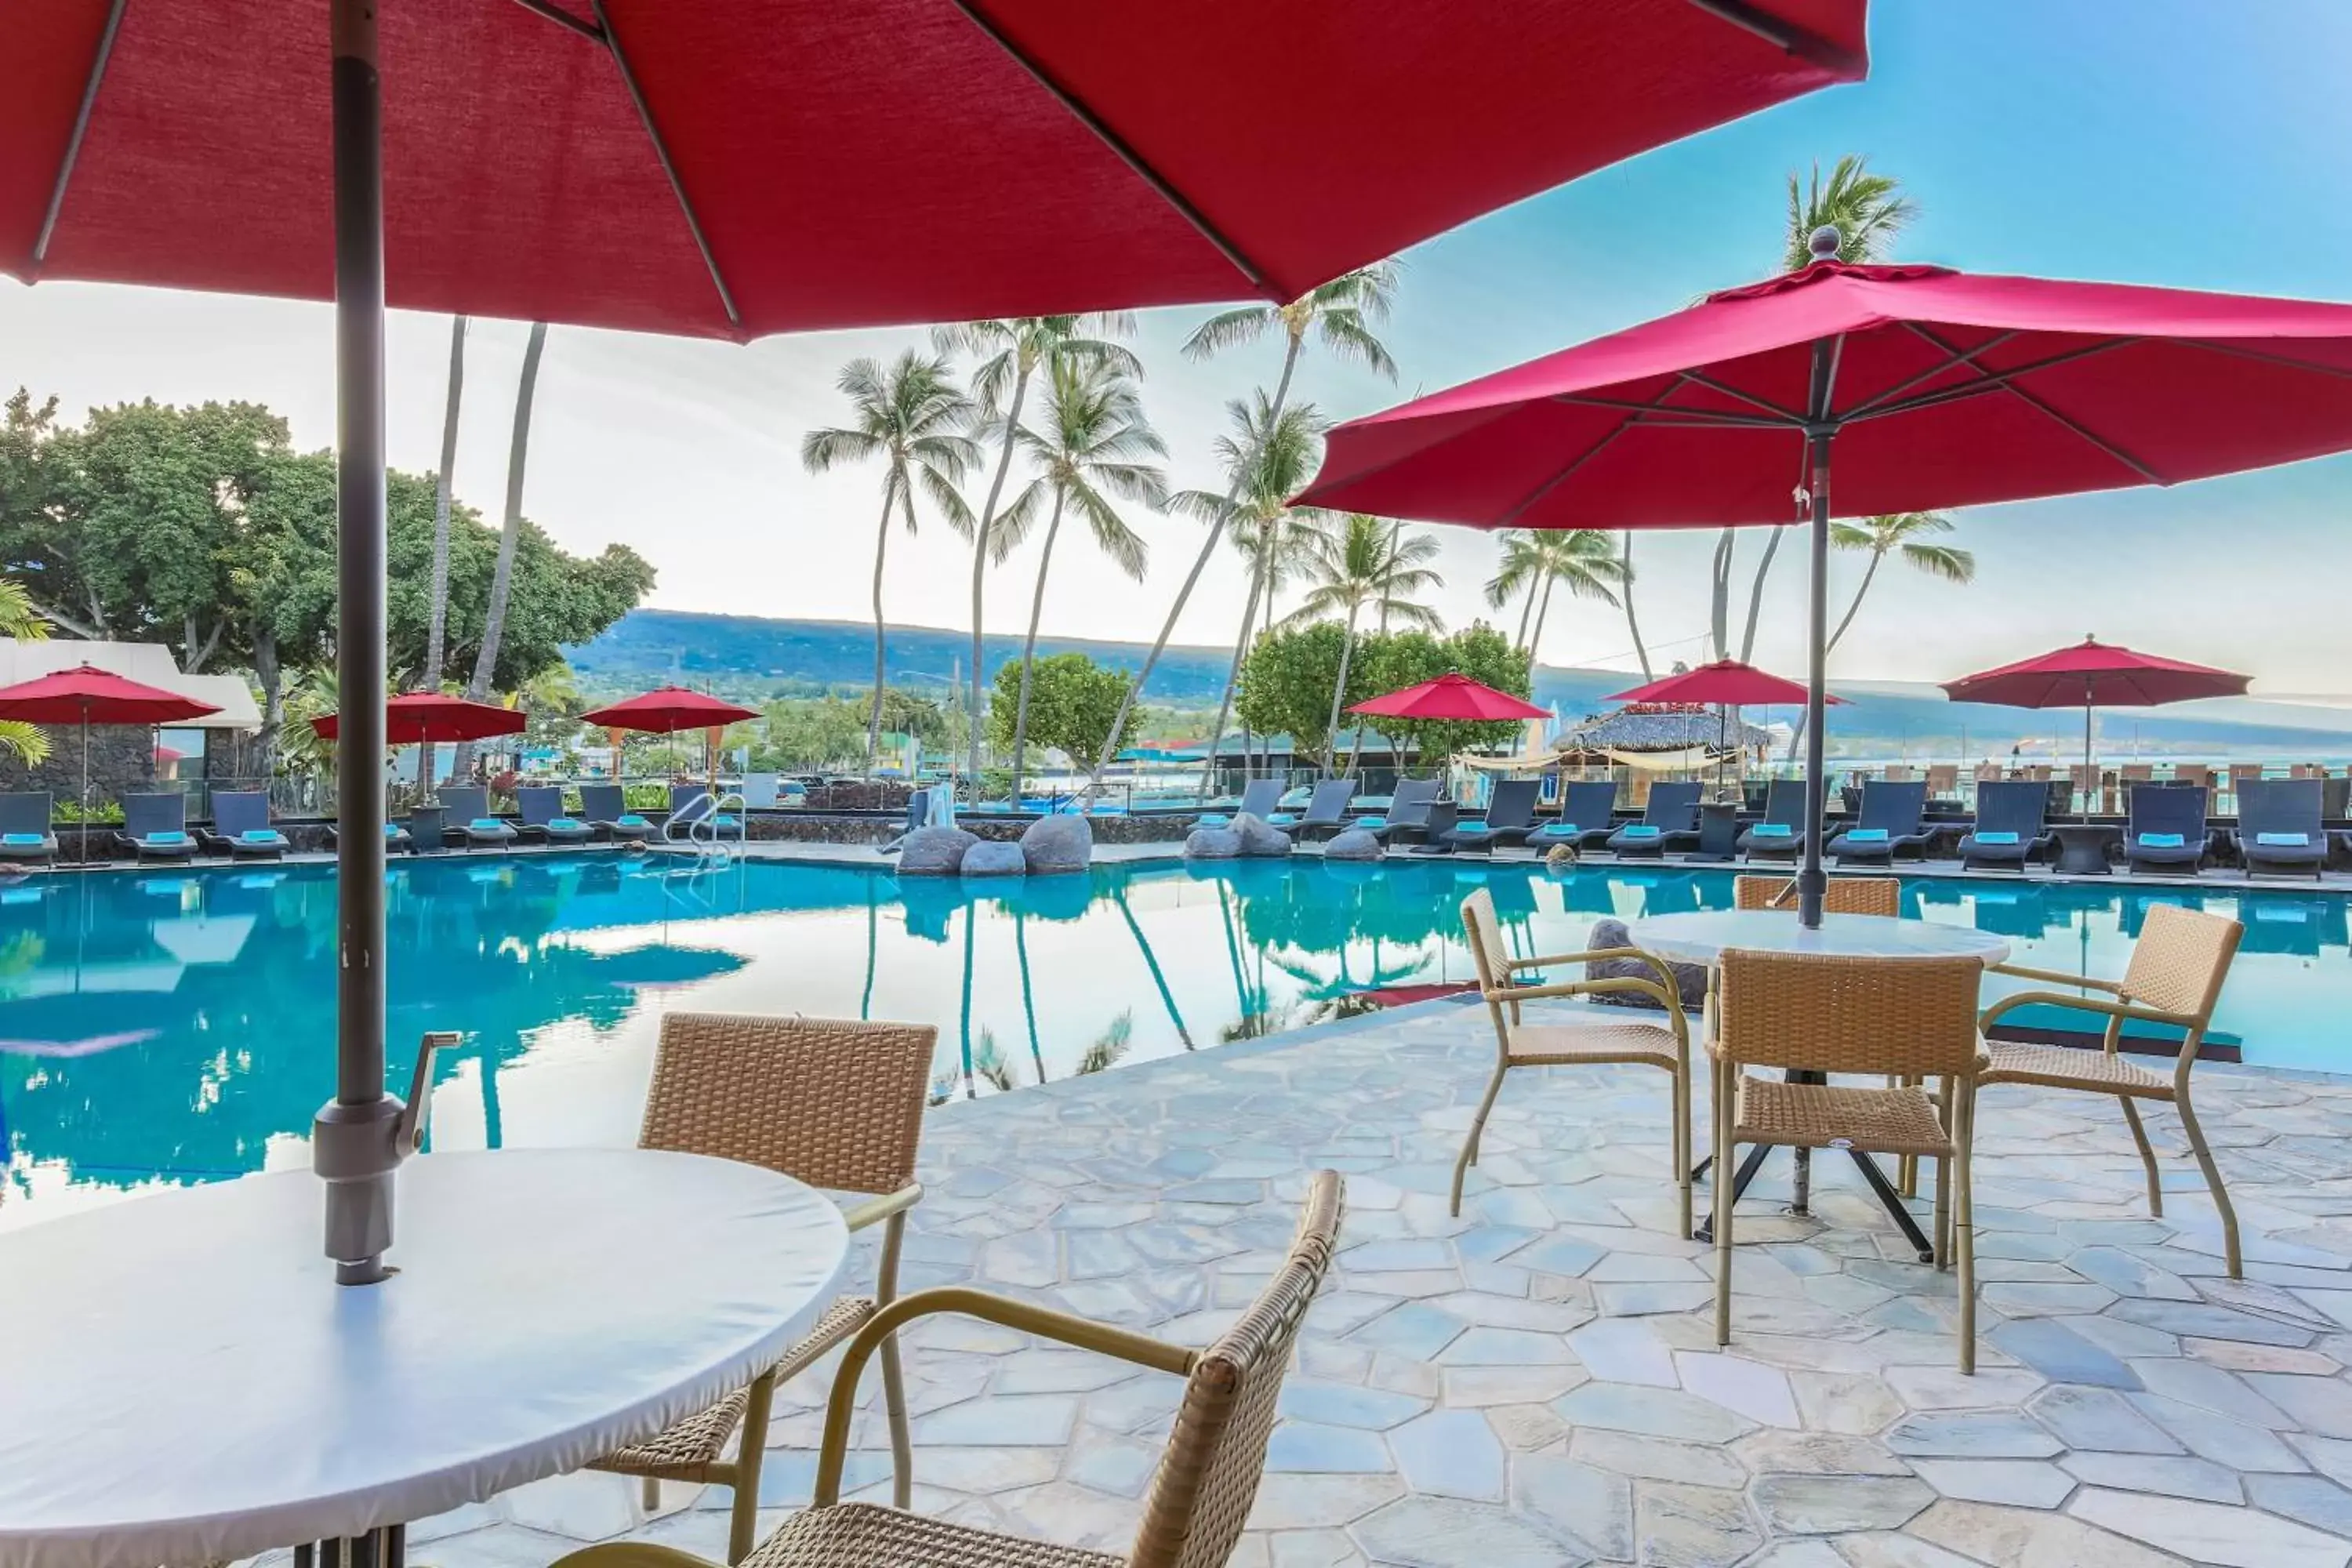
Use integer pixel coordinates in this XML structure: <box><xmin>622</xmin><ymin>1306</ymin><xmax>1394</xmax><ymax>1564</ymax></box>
<box><xmin>2118</xmin><ymin>1094</ymin><xmax>2164</xmax><ymax>1217</ymax></box>
<box><xmin>877</xmin><ymin>1211</ymin><xmax>916</xmax><ymax>1508</ymax></box>
<box><xmin>727</xmin><ymin>1369</ymin><xmax>776</xmax><ymax>1565</ymax></box>
<box><xmin>2174</xmin><ymin>1089</ymin><xmax>2243</xmax><ymax>1279</ymax></box>
<box><xmin>1713</xmin><ymin>1060</ymin><xmax>1734</xmax><ymax>1348</ymax></box>
<box><xmin>1451</xmin><ymin>1062</ymin><xmax>1511</xmax><ymax>1218</ymax></box>
<box><xmin>1955</xmin><ymin>1083</ymin><xmax>1977</xmax><ymax>1375</ymax></box>
<box><xmin>641</xmin><ymin>1477</ymin><xmax>661</xmax><ymax>1513</ymax></box>
<box><xmin>1673</xmin><ymin>1065</ymin><xmax>1693</xmax><ymax>1242</ymax></box>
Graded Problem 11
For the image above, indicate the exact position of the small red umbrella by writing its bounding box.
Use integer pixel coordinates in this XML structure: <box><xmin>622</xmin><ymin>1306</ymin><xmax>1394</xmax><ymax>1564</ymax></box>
<box><xmin>310</xmin><ymin>691</ymin><xmax>526</xmax><ymax>745</ymax></box>
<box><xmin>0</xmin><ymin>663</ymin><xmax>221</xmax><ymax>822</ymax></box>
<box><xmin>1941</xmin><ymin>636</ymin><xmax>2249</xmax><ymax>797</ymax></box>
<box><xmin>579</xmin><ymin>687</ymin><xmax>758</xmax><ymax>734</ymax></box>
<box><xmin>1606</xmin><ymin>659</ymin><xmax>1845</xmax><ymax>707</ymax></box>
<box><xmin>1351</xmin><ymin>673</ymin><xmax>1548</xmax><ymax>722</ymax></box>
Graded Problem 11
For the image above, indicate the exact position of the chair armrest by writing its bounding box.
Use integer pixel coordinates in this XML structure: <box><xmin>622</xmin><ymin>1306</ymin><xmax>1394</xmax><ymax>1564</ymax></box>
<box><xmin>1987</xmin><ymin>962</ymin><xmax>2122</xmax><ymax>993</ymax></box>
<box><xmin>842</xmin><ymin>1181</ymin><xmax>921</xmax><ymax>1232</ymax></box>
<box><xmin>815</xmin><ymin>1287</ymin><xmax>1194</xmax><ymax>1504</ymax></box>
<box><xmin>1979</xmin><ymin>988</ymin><xmax>2196</xmax><ymax>1032</ymax></box>
<box><xmin>1494</xmin><ymin>976</ymin><xmax>1669</xmax><ymax>1009</ymax></box>
<box><xmin>549</xmin><ymin>1546</ymin><xmax>719</xmax><ymax>1568</ymax></box>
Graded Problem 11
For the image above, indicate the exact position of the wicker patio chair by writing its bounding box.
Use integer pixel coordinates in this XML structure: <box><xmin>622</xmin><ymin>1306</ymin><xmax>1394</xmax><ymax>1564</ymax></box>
<box><xmin>1710</xmin><ymin>950</ymin><xmax>1986</xmax><ymax>1370</ymax></box>
<box><xmin>1732</xmin><ymin>875</ymin><xmax>1900</xmax><ymax>916</ymax></box>
<box><xmin>552</xmin><ymin>1173</ymin><xmax>1345</xmax><ymax>1568</ymax></box>
<box><xmin>1979</xmin><ymin>902</ymin><xmax>2245</xmax><ymax>1276</ymax></box>
<box><xmin>1457</xmin><ymin>887</ymin><xmax>1693</xmax><ymax>1233</ymax></box>
<box><xmin>586</xmin><ymin>1013</ymin><xmax>935</xmax><ymax>1563</ymax></box>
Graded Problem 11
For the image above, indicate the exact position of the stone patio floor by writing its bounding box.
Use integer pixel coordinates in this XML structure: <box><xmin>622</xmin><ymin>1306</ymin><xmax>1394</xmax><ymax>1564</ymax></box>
<box><xmin>413</xmin><ymin>998</ymin><xmax>2352</xmax><ymax>1568</ymax></box>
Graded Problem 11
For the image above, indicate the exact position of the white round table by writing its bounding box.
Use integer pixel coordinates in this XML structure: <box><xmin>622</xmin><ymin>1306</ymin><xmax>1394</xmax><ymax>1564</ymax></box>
<box><xmin>0</xmin><ymin>1149</ymin><xmax>850</xmax><ymax>1568</ymax></box>
<box><xmin>1628</xmin><ymin>909</ymin><xmax>2011</xmax><ymax>967</ymax></box>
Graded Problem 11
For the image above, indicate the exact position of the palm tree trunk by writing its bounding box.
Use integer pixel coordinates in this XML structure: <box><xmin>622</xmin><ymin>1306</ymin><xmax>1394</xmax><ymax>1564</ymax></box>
<box><xmin>1087</xmin><ymin>335</ymin><xmax>1303</xmax><ymax>796</ymax></box>
<box><xmin>454</xmin><ymin>320</ymin><xmax>546</xmax><ymax>782</ymax></box>
<box><xmin>1708</xmin><ymin>528</ymin><xmax>1735</xmax><ymax>661</ymax></box>
<box><xmin>1014</xmin><ymin>911</ymin><xmax>1046</xmax><ymax>1084</ymax></box>
<box><xmin>967</xmin><ymin>365</ymin><xmax>1033</xmax><ymax>798</ymax></box>
<box><xmin>1515</xmin><ymin>575</ymin><xmax>1537</xmax><ymax>651</ymax></box>
<box><xmin>1620</xmin><ymin>532</ymin><xmax>1653</xmax><ymax>681</ymax></box>
<box><xmin>1528</xmin><ymin>572</ymin><xmax>1557</xmax><ymax>659</ymax></box>
<box><xmin>423</xmin><ymin>314</ymin><xmax>466</xmax><ymax>688</ymax></box>
<box><xmin>1346</xmin><ymin>521</ymin><xmax>1406</xmax><ymax>771</ymax></box>
<box><xmin>1738</xmin><ymin>524</ymin><xmax>1787</xmax><ymax>663</ymax></box>
<box><xmin>1826</xmin><ymin>548</ymin><xmax>1886</xmax><ymax>652</ymax></box>
<box><xmin>1197</xmin><ymin>528</ymin><xmax>1272</xmax><ymax>802</ymax></box>
<box><xmin>252</xmin><ymin>630</ymin><xmax>282</xmax><ymax>781</ymax></box>
<box><xmin>1322</xmin><ymin>599</ymin><xmax>1363</xmax><ymax>772</ymax></box>
<box><xmin>1008</xmin><ymin>488</ymin><xmax>1066</xmax><ymax>800</ymax></box>
<box><xmin>1116</xmin><ymin>887</ymin><xmax>1192</xmax><ymax>1049</ymax></box>
<box><xmin>864</xmin><ymin>488</ymin><xmax>897</xmax><ymax>775</ymax></box>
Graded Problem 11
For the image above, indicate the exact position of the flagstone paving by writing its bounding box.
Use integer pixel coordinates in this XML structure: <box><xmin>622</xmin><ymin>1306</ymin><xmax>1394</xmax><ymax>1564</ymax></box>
<box><xmin>412</xmin><ymin>998</ymin><xmax>2352</xmax><ymax>1568</ymax></box>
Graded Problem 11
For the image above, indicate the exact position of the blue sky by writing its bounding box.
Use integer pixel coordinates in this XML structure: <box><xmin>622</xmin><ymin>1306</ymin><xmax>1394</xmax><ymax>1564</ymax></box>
<box><xmin>5</xmin><ymin>1</ymin><xmax>2351</xmax><ymax>689</ymax></box>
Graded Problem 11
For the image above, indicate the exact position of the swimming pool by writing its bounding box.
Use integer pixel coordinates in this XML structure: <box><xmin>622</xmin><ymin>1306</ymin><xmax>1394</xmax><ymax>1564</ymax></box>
<box><xmin>2</xmin><ymin>854</ymin><xmax>2343</xmax><ymax>1224</ymax></box>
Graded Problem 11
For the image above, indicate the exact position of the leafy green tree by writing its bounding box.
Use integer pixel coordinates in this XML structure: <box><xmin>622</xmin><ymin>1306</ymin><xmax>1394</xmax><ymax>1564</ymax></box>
<box><xmin>0</xmin><ymin>578</ymin><xmax>51</xmax><ymax>764</ymax></box>
<box><xmin>801</xmin><ymin>351</ymin><xmax>979</xmax><ymax>775</ymax></box>
<box><xmin>989</xmin><ymin>652</ymin><xmax>1138</xmax><ymax>775</ymax></box>
<box><xmin>1091</xmin><ymin>261</ymin><xmax>1400</xmax><ymax>792</ymax></box>
<box><xmin>1828</xmin><ymin>511</ymin><xmax>1974</xmax><ymax>650</ymax></box>
<box><xmin>877</xmin><ymin>689</ymin><xmax>949</xmax><ymax>749</ymax></box>
<box><xmin>934</xmin><ymin>314</ymin><xmax>1139</xmax><ymax>793</ymax></box>
<box><xmin>234</xmin><ymin>448</ymin><xmax>339</xmax><ymax>771</ymax></box>
<box><xmin>1006</xmin><ymin>358</ymin><xmax>1163</xmax><ymax>796</ymax></box>
<box><xmin>1283</xmin><ymin>515</ymin><xmax>1441</xmax><ymax>769</ymax></box>
<box><xmin>1234</xmin><ymin>620</ymin><xmax>1355</xmax><ymax>763</ymax></box>
<box><xmin>1356</xmin><ymin>622</ymin><xmax>1531</xmax><ymax>764</ymax></box>
<box><xmin>757</xmin><ymin>696</ymin><xmax>871</xmax><ymax>772</ymax></box>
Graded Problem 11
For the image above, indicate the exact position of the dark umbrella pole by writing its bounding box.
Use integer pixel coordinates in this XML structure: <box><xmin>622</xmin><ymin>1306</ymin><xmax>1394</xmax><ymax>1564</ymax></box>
<box><xmin>312</xmin><ymin>0</ymin><xmax>408</xmax><ymax>1287</ymax></box>
<box><xmin>1798</xmin><ymin>341</ymin><xmax>1838</xmax><ymax>928</ymax></box>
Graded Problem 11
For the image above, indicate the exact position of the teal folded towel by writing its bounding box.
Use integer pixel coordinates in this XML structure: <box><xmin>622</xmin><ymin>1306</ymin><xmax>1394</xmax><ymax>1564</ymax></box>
<box><xmin>239</xmin><ymin>828</ymin><xmax>285</xmax><ymax>844</ymax></box>
<box><xmin>143</xmin><ymin>830</ymin><xmax>187</xmax><ymax>844</ymax></box>
<box><xmin>713</xmin><ymin>814</ymin><xmax>739</xmax><ymax>828</ymax></box>
<box><xmin>1352</xmin><ymin>815</ymin><xmax>1386</xmax><ymax>829</ymax></box>
<box><xmin>1753</xmin><ymin>822</ymin><xmax>1794</xmax><ymax>837</ymax></box>
<box><xmin>2138</xmin><ymin>832</ymin><xmax>2185</xmax><ymax>848</ymax></box>
<box><xmin>1266</xmin><ymin>813</ymin><xmax>1296</xmax><ymax>826</ymax></box>
<box><xmin>2256</xmin><ymin>831</ymin><xmax>2310</xmax><ymax>847</ymax></box>
<box><xmin>470</xmin><ymin>817</ymin><xmax>507</xmax><ymax>832</ymax></box>
<box><xmin>1196</xmin><ymin>813</ymin><xmax>1230</xmax><ymax>826</ymax></box>
<box><xmin>384</xmin><ymin>824</ymin><xmax>407</xmax><ymax>837</ymax></box>
<box><xmin>1975</xmin><ymin>830</ymin><xmax>2019</xmax><ymax>845</ymax></box>
<box><xmin>1536</xmin><ymin>822</ymin><xmax>1577</xmax><ymax>836</ymax></box>
<box><xmin>2</xmin><ymin>832</ymin><xmax>43</xmax><ymax>846</ymax></box>
<box><xmin>1621</xmin><ymin>824</ymin><xmax>1661</xmax><ymax>838</ymax></box>
<box><xmin>617</xmin><ymin>814</ymin><xmax>648</xmax><ymax>827</ymax></box>
<box><xmin>1846</xmin><ymin>828</ymin><xmax>1889</xmax><ymax>843</ymax></box>
<box><xmin>548</xmin><ymin>817</ymin><xmax>583</xmax><ymax>830</ymax></box>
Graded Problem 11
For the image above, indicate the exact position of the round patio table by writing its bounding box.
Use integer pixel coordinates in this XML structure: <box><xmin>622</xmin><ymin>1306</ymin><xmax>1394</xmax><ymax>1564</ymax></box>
<box><xmin>1628</xmin><ymin>910</ymin><xmax>2009</xmax><ymax>1260</ymax></box>
<box><xmin>0</xmin><ymin>1149</ymin><xmax>850</xmax><ymax>1568</ymax></box>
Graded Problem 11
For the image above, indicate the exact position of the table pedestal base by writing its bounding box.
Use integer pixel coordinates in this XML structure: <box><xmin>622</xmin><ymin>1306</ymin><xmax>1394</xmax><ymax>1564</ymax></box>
<box><xmin>296</xmin><ymin>1525</ymin><xmax>405</xmax><ymax>1568</ymax></box>
<box><xmin>1692</xmin><ymin>1069</ymin><xmax>1936</xmax><ymax>1263</ymax></box>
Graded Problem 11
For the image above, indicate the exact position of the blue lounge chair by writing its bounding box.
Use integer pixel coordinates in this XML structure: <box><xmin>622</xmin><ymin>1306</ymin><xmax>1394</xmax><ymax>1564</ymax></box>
<box><xmin>118</xmin><ymin>793</ymin><xmax>197</xmax><ymax>862</ymax></box>
<box><xmin>1525</xmin><ymin>780</ymin><xmax>1621</xmax><ymax>855</ymax></box>
<box><xmin>440</xmin><ymin>786</ymin><xmax>515</xmax><ymax>850</ymax></box>
<box><xmin>1444</xmin><ymin>779</ymin><xmax>1542</xmax><ymax>856</ymax></box>
<box><xmin>203</xmin><ymin>791</ymin><xmax>289</xmax><ymax>860</ymax></box>
<box><xmin>1957</xmin><ymin>781</ymin><xmax>2053</xmax><ymax>872</ymax></box>
<box><xmin>1828</xmin><ymin>779</ymin><xmax>1931</xmax><ymax>866</ymax></box>
<box><xmin>1198</xmin><ymin>779</ymin><xmax>1284</xmax><ymax>827</ymax></box>
<box><xmin>670</xmin><ymin>782</ymin><xmax>744</xmax><ymax>843</ymax></box>
<box><xmin>517</xmin><ymin>785</ymin><xmax>593</xmax><ymax>847</ymax></box>
<box><xmin>1738</xmin><ymin>780</ymin><xmax>1808</xmax><ymax>862</ymax></box>
<box><xmin>1341</xmin><ymin>778</ymin><xmax>1440</xmax><ymax>844</ymax></box>
<box><xmin>1606</xmin><ymin>781</ymin><xmax>1700</xmax><ymax>859</ymax></box>
<box><xmin>1292</xmin><ymin>779</ymin><xmax>1361</xmax><ymax>841</ymax></box>
<box><xmin>0</xmin><ymin>792</ymin><xmax>57</xmax><ymax>866</ymax></box>
<box><xmin>2235</xmin><ymin>778</ymin><xmax>2324</xmax><ymax>880</ymax></box>
<box><xmin>2126</xmin><ymin>784</ymin><xmax>2208</xmax><ymax>877</ymax></box>
<box><xmin>579</xmin><ymin>783</ymin><xmax>653</xmax><ymax>844</ymax></box>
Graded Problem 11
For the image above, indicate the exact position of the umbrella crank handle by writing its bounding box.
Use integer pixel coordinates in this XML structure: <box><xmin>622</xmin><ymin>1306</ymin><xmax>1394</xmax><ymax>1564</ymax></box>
<box><xmin>396</xmin><ymin>1032</ymin><xmax>461</xmax><ymax>1156</ymax></box>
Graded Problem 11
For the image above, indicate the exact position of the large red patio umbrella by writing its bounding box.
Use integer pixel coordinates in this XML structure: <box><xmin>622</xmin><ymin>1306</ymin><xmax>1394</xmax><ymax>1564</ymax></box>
<box><xmin>1941</xmin><ymin>636</ymin><xmax>2249</xmax><ymax>801</ymax></box>
<box><xmin>1304</xmin><ymin>241</ymin><xmax>2352</xmax><ymax>921</ymax></box>
<box><xmin>0</xmin><ymin>663</ymin><xmax>220</xmax><ymax>826</ymax></box>
<box><xmin>1606</xmin><ymin>658</ymin><xmax>1843</xmax><ymax>708</ymax></box>
<box><xmin>3</xmin><ymin>0</ymin><xmax>1871</xmax><ymax>1281</ymax></box>
<box><xmin>581</xmin><ymin>686</ymin><xmax>760</xmax><ymax>787</ymax></box>
<box><xmin>310</xmin><ymin>691</ymin><xmax>528</xmax><ymax>746</ymax></box>
<box><xmin>1351</xmin><ymin>673</ymin><xmax>1549</xmax><ymax>722</ymax></box>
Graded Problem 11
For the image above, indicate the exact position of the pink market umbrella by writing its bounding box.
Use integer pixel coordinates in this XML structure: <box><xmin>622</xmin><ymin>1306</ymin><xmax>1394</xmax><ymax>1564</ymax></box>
<box><xmin>1350</xmin><ymin>673</ymin><xmax>1548</xmax><ymax>722</ymax></box>
<box><xmin>0</xmin><ymin>663</ymin><xmax>221</xmax><ymax>826</ymax></box>
<box><xmin>1941</xmin><ymin>635</ymin><xmax>2249</xmax><ymax>797</ymax></box>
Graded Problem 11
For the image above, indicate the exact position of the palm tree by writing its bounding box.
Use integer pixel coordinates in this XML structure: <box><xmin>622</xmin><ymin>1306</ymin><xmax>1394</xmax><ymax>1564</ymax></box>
<box><xmin>1284</xmin><ymin>514</ymin><xmax>1441</xmax><ymax>770</ymax></box>
<box><xmin>1518</xmin><ymin>530</ymin><xmax>1626</xmax><ymax>662</ymax></box>
<box><xmin>1734</xmin><ymin>158</ymin><xmax>1920</xmax><ymax>662</ymax></box>
<box><xmin>422</xmin><ymin>314</ymin><xmax>466</xmax><ymax>691</ymax></box>
<box><xmin>1483</xmin><ymin>532</ymin><xmax>1550</xmax><ymax>651</ymax></box>
<box><xmin>933</xmin><ymin>314</ymin><xmax>1139</xmax><ymax>797</ymax></box>
<box><xmin>1170</xmin><ymin>395</ymin><xmax>1337</xmax><ymax>797</ymax></box>
<box><xmin>1087</xmin><ymin>262</ymin><xmax>1399</xmax><ymax>791</ymax></box>
<box><xmin>800</xmin><ymin>351</ymin><xmax>980</xmax><ymax>771</ymax></box>
<box><xmin>1616</xmin><ymin>533</ymin><xmax>1653</xmax><ymax>682</ymax></box>
<box><xmin>453</xmin><ymin>320</ymin><xmax>546</xmax><ymax>781</ymax></box>
<box><xmin>1005</xmin><ymin>359</ymin><xmax>1165</xmax><ymax>795</ymax></box>
<box><xmin>1827</xmin><ymin>512</ymin><xmax>1973</xmax><ymax>651</ymax></box>
<box><xmin>0</xmin><ymin>579</ymin><xmax>50</xmax><ymax>764</ymax></box>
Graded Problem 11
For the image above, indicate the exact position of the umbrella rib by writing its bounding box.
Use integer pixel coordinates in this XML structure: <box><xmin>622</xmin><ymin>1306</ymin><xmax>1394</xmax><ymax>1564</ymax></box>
<box><xmin>1907</xmin><ymin>323</ymin><xmax>2164</xmax><ymax>484</ymax></box>
<box><xmin>1836</xmin><ymin>328</ymin><xmax>2020</xmax><ymax>419</ymax></box>
<box><xmin>1679</xmin><ymin>372</ymin><xmax>1806</xmax><ymax>421</ymax></box>
<box><xmin>1837</xmin><ymin>337</ymin><xmax>2137</xmax><ymax>425</ymax></box>
<box><xmin>945</xmin><ymin>0</ymin><xmax>1279</xmax><ymax>300</ymax></box>
<box><xmin>587</xmin><ymin>0</ymin><xmax>742</xmax><ymax>330</ymax></box>
<box><xmin>1550</xmin><ymin>394</ymin><xmax>1795</xmax><ymax>430</ymax></box>
<box><xmin>1501</xmin><ymin>386</ymin><xmax>1678</xmax><ymax>526</ymax></box>
<box><xmin>506</xmin><ymin>0</ymin><xmax>604</xmax><ymax>42</ymax></box>
<box><xmin>31</xmin><ymin>0</ymin><xmax>130</xmax><ymax>269</ymax></box>
<box><xmin>2180</xmin><ymin>338</ymin><xmax>2352</xmax><ymax>383</ymax></box>
<box><xmin>1682</xmin><ymin>0</ymin><xmax>1868</xmax><ymax>74</ymax></box>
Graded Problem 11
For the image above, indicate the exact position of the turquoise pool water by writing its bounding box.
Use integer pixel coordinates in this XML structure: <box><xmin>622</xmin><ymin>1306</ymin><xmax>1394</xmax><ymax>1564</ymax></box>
<box><xmin>2</xmin><ymin>855</ymin><xmax>2343</xmax><ymax>1223</ymax></box>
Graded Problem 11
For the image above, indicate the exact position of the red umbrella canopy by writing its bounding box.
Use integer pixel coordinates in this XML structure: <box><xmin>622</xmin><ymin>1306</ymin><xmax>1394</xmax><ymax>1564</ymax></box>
<box><xmin>5</xmin><ymin>2</ymin><xmax>1866</xmax><ymax>337</ymax></box>
<box><xmin>1607</xmin><ymin>659</ymin><xmax>1844</xmax><ymax>707</ymax></box>
<box><xmin>1301</xmin><ymin>260</ymin><xmax>2352</xmax><ymax>527</ymax></box>
<box><xmin>1351</xmin><ymin>673</ymin><xmax>1548</xmax><ymax>722</ymax></box>
<box><xmin>311</xmin><ymin>692</ymin><xmax>526</xmax><ymax>745</ymax></box>
<box><xmin>579</xmin><ymin>687</ymin><xmax>759</xmax><ymax>735</ymax></box>
<box><xmin>1940</xmin><ymin>637</ymin><xmax>2249</xmax><ymax>710</ymax></box>
<box><xmin>0</xmin><ymin>663</ymin><xmax>220</xmax><ymax>725</ymax></box>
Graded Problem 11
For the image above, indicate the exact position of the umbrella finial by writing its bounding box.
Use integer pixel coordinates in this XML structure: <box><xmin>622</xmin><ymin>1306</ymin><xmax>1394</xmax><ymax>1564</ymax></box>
<box><xmin>1808</xmin><ymin>226</ymin><xmax>1842</xmax><ymax>262</ymax></box>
